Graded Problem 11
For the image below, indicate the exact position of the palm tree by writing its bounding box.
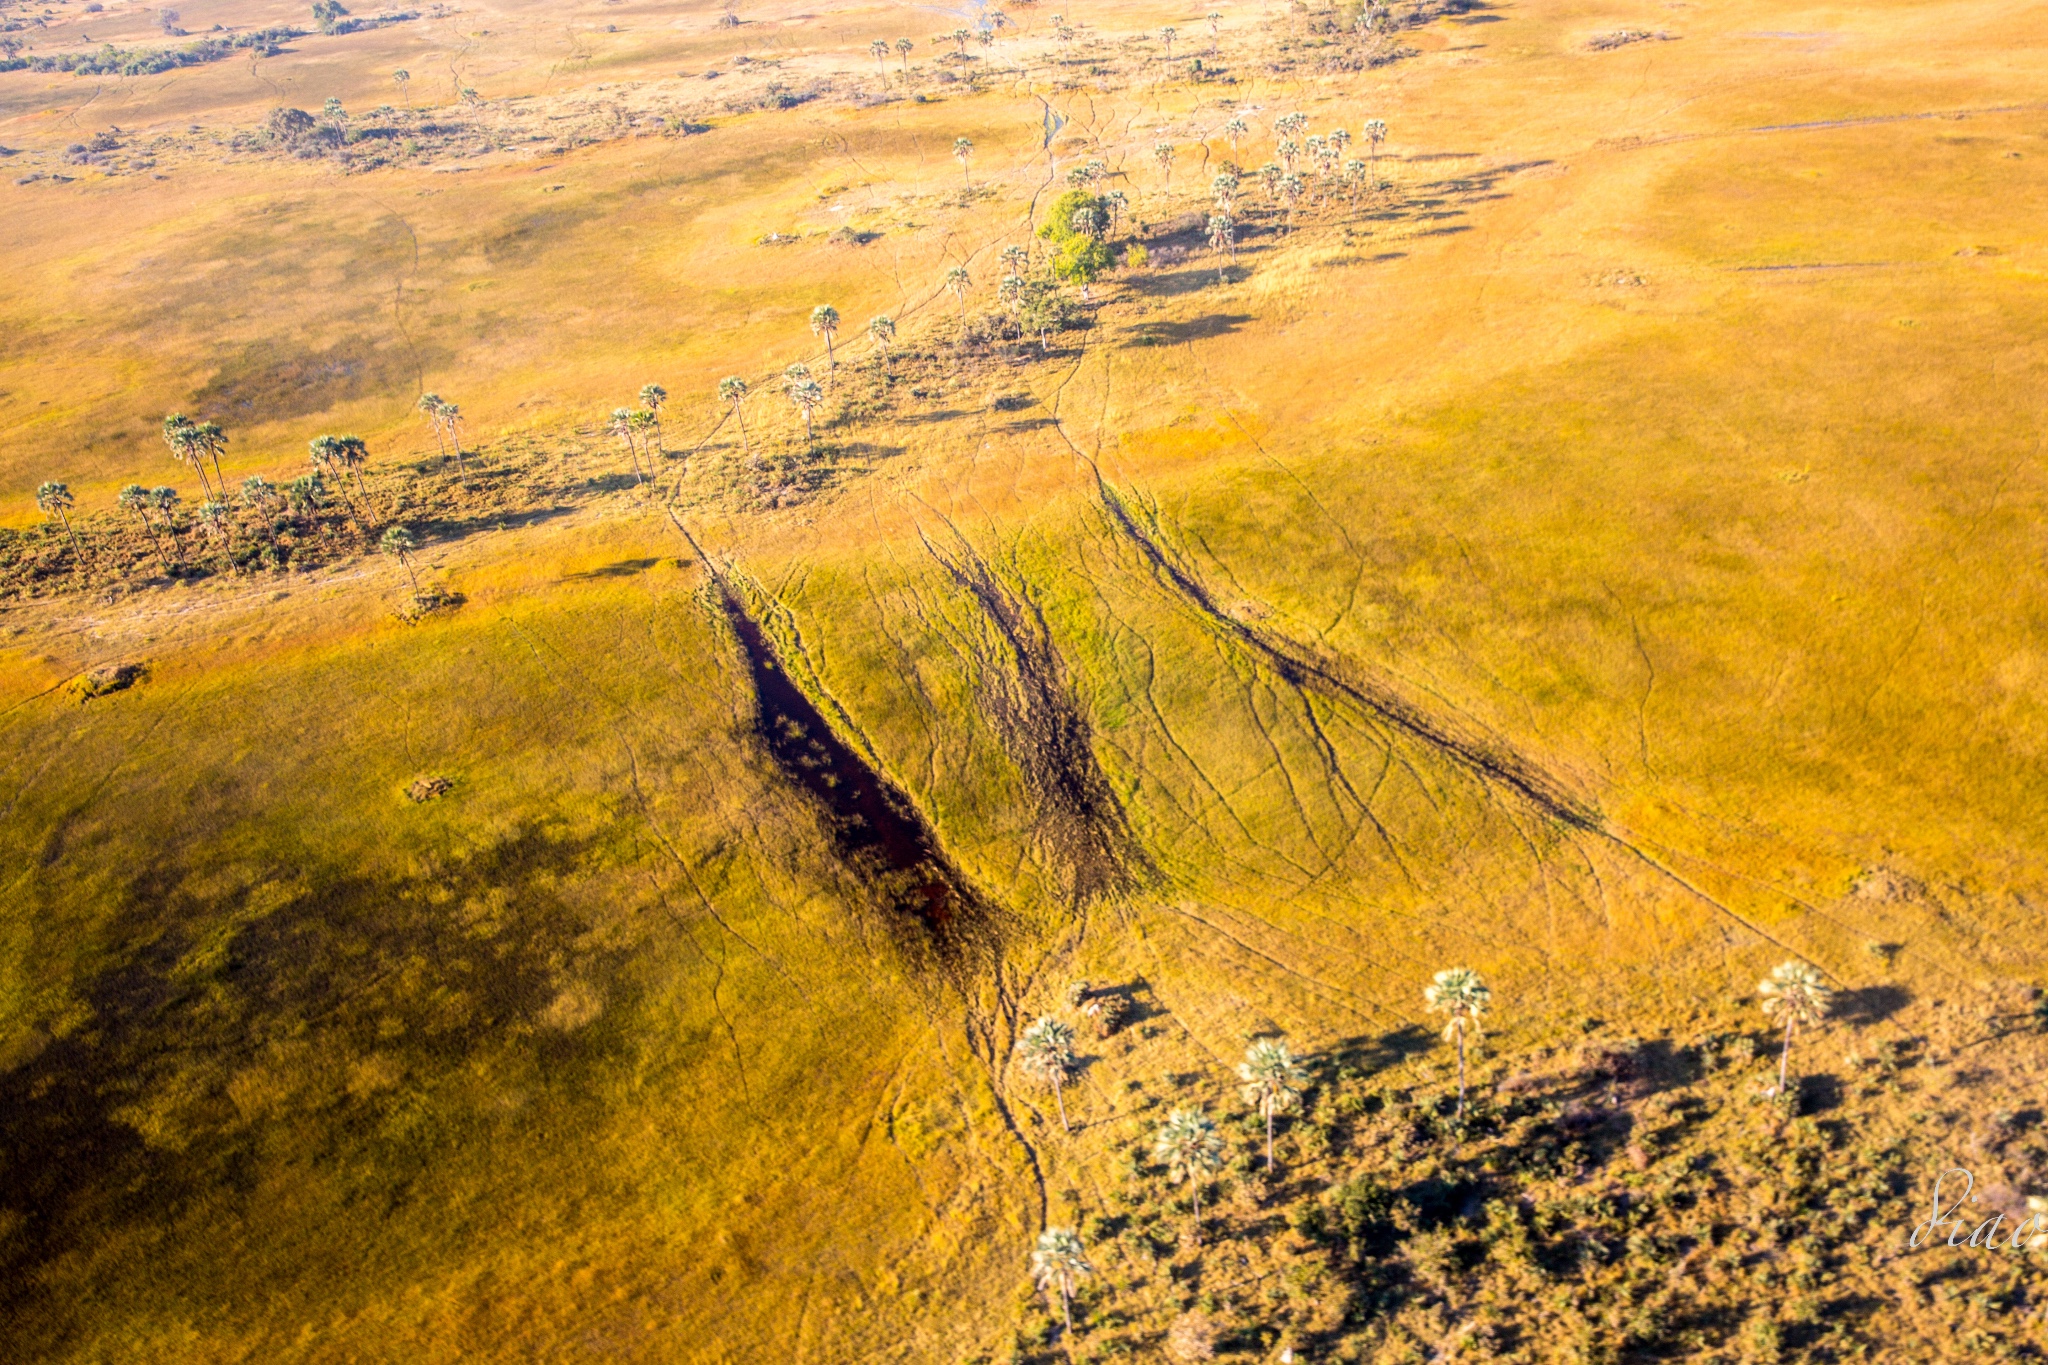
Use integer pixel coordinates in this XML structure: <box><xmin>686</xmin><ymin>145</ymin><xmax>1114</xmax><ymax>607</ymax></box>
<box><xmin>1153</xmin><ymin>1107</ymin><xmax>1225</xmax><ymax>1246</ymax></box>
<box><xmin>393</xmin><ymin>68</ymin><xmax>411</xmax><ymax>107</ymax></box>
<box><xmin>630</xmin><ymin>409</ymin><xmax>660</xmax><ymax>475</ymax></box>
<box><xmin>719</xmin><ymin>376</ymin><xmax>751</xmax><ymax>453</ymax></box>
<box><xmin>197</xmin><ymin>498</ymin><xmax>233</xmax><ymax>572</ymax></box>
<box><xmin>1000</xmin><ymin>243</ymin><xmax>1029</xmax><ymax>274</ymax></box>
<box><xmin>951</xmin><ymin>27</ymin><xmax>971</xmax><ymax>56</ymax></box>
<box><xmin>1759</xmin><ymin>961</ymin><xmax>1834</xmax><ymax>1098</ymax></box>
<box><xmin>1237</xmin><ymin>1039</ymin><xmax>1306</xmax><ymax>1173</ymax></box>
<box><xmin>286</xmin><ymin>473</ymin><xmax>325</xmax><ymax>518</ymax></box>
<box><xmin>869</xmin><ymin>38</ymin><xmax>889</xmax><ymax>83</ymax></box>
<box><xmin>953</xmin><ymin>135</ymin><xmax>973</xmax><ymax>186</ymax></box>
<box><xmin>1153</xmin><ymin>140</ymin><xmax>1176</xmax><ymax>190</ymax></box>
<box><xmin>439</xmin><ymin>400</ymin><xmax>467</xmax><ymax>481</ymax></box>
<box><xmin>1206</xmin><ymin>212</ymin><xmax>1235</xmax><ymax>282</ymax></box>
<box><xmin>1278</xmin><ymin>172</ymin><xmax>1305</xmax><ymax>232</ymax></box>
<box><xmin>1018</xmin><ymin>1015</ymin><xmax>1077</xmax><ymax>1132</ymax></box>
<box><xmin>944</xmin><ymin>264</ymin><xmax>972</xmax><ymax>350</ymax></box>
<box><xmin>118</xmin><ymin>483</ymin><xmax>169</xmax><ymax>569</ymax></box>
<box><xmin>239</xmin><ymin>476</ymin><xmax>279</xmax><ymax>547</ymax></box>
<box><xmin>379</xmin><ymin>525</ymin><xmax>422</xmax><ymax>594</ymax></box>
<box><xmin>896</xmin><ymin>36</ymin><xmax>914</xmax><ymax>75</ymax></box>
<box><xmin>418</xmin><ymin>392</ymin><xmax>450</xmax><ymax>462</ymax></box>
<box><xmin>783</xmin><ymin>364</ymin><xmax>825</xmax><ymax>448</ymax></box>
<box><xmin>1362</xmin><ymin>118</ymin><xmax>1387</xmax><ymax>187</ymax></box>
<box><xmin>1211</xmin><ymin>170</ymin><xmax>1239</xmax><ymax>212</ymax></box>
<box><xmin>866</xmin><ymin>315</ymin><xmax>896</xmax><ymax>372</ymax></box>
<box><xmin>193</xmin><ymin>420</ymin><xmax>228</xmax><ymax>494</ymax></box>
<box><xmin>1221</xmin><ymin>116</ymin><xmax>1249</xmax><ymax>164</ymax></box>
<box><xmin>1159</xmin><ymin>25</ymin><xmax>1176</xmax><ymax>62</ymax></box>
<box><xmin>35</xmin><ymin>481</ymin><xmax>83</xmax><ymax>561</ymax></box>
<box><xmin>161</xmin><ymin>414</ymin><xmax>216</xmax><ymax>500</ymax></box>
<box><xmin>809</xmin><ymin>305</ymin><xmax>840</xmax><ymax>369</ymax></box>
<box><xmin>1208</xmin><ymin>11</ymin><xmax>1222</xmax><ymax>54</ymax></box>
<box><xmin>308</xmin><ymin>434</ymin><xmax>370</xmax><ymax>517</ymax></box>
<box><xmin>1275</xmin><ymin>111</ymin><xmax>1308</xmax><ymax>143</ymax></box>
<box><xmin>151</xmin><ymin>486</ymin><xmax>185</xmax><ymax>564</ymax></box>
<box><xmin>609</xmin><ymin>407</ymin><xmax>646</xmax><ymax>484</ymax></box>
<box><xmin>640</xmin><ymin>383</ymin><xmax>668</xmax><ymax>451</ymax></box>
<box><xmin>1030</xmin><ymin>1228</ymin><xmax>1093</xmax><ymax>1337</ymax></box>
<box><xmin>1424</xmin><ymin>967</ymin><xmax>1491</xmax><ymax>1123</ymax></box>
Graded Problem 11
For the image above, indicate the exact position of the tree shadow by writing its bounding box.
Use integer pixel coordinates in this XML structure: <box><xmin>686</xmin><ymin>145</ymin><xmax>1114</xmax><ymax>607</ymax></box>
<box><xmin>1331</xmin><ymin>1024</ymin><xmax>1435</xmax><ymax>1077</ymax></box>
<box><xmin>411</xmin><ymin>502</ymin><xmax>580</xmax><ymax>542</ymax></box>
<box><xmin>1834</xmin><ymin>984</ymin><xmax>1912</xmax><ymax>1026</ymax></box>
<box><xmin>562</xmin><ymin>556</ymin><xmax>663</xmax><ymax>580</ymax></box>
<box><xmin>1124</xmin><ymin>313</ymin><xmax>1254</xmax><ymax>346</ymax></box>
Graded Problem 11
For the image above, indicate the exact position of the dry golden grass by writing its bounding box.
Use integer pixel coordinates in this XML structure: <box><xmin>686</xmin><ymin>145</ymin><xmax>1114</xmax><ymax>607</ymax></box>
<box><xmin>4</xmin><ymin>0</ymin><xmax>2048</xmax><ymax>1360</ymax></box>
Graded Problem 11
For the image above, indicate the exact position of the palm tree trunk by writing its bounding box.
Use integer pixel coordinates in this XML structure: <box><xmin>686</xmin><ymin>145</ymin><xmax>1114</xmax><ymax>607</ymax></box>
<box><xmin>1059</xmin><ymin>1281</ymin><xmax>1073</xmax><ymax>1334</ymax></box>
<box><xmin>1192</xmin><ymin>1184</ymin><xmax>1202</xmax><ymax>1247</ymax></box>
<box><xmin>1778</xmin><ymin>1016</ymin><xmax>1795</xmax><ymax>1095</ymax></box>
<box><xmin>1053</xmin><ymin>1076</ymin><xmax>1069</xmax><ymax>1133</ymax></box>
<box><xmin>1457</xmin><ymin>1030</ymin><xmax>1468</xmax><ymax>1120</ymax></box>
<box><xmin>57</xmin><ymin>510</ymin><xmax>84</xmax><ymax>563</ymax></box>
<box><xmin>736</xmin><ymin>406</ymin><xmax>750</xmax><ymax>454</ymax></box>
<box><xmin>1266</xmin><ymin>1104</ymin><xmax>1275</xmax><ymax>1173</ymax></box>
<box><xmin>402</xmin><ymin>556</ymin><xmax>420</xmax><ymax>594</ymax></box>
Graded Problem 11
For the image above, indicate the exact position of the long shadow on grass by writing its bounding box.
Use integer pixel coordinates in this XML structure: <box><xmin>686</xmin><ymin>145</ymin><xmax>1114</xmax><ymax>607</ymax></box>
<box><xmin>0</xmin><ymin>823</ymin><xmax>625</xmax><ymax>1350</ymax></box>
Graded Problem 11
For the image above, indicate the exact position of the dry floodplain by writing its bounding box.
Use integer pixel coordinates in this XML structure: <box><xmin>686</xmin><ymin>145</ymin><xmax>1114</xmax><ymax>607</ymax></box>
<box><xmin>2</xmin><ymin>0</ymin><xmax>2047</xmax><ymax>1361</ymax></box>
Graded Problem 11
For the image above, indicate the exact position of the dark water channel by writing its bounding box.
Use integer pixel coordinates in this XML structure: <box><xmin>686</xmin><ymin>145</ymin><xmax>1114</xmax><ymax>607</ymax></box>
<box><xmin>718</xmin><ymin>594</ymin><xmax>982</xmax><ymax>944</ymax></box>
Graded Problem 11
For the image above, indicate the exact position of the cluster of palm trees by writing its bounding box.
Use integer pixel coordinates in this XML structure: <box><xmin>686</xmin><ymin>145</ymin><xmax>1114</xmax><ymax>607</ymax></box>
<box><xmin>1024</xmin><ymin>955</ymin><xmax>1841</xmax><ymax>1339</ymax></box>
<box><xmin>417</xmin><ymin>393</ymin><xmax>467</xmax><ymax>480</ymax></box>
<box><xmin>608</xmin><ymin>384</ymin><xmax>668</xmax><ymax>485</ymax></box>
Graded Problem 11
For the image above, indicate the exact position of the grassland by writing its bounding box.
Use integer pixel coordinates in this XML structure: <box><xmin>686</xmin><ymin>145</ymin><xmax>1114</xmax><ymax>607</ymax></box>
<box><xmin>3</xmin><ymin>0</ymin><xmax>2048</xmax><ymax>1360</ymax></box>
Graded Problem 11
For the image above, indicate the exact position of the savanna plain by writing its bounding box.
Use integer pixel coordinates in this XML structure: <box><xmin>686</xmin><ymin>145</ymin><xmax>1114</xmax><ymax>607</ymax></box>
<box><xmin>2</xmin><ymin>0</ymin><xmax>2047</xmax><ymax>1361</ymax></box>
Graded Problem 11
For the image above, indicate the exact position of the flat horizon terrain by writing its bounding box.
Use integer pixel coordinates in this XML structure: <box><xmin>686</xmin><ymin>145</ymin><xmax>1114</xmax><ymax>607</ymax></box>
<box><xmin>3</xmin><ymin>1</ymin><xmax>2047</xmax><ymax>1361</ymax></box>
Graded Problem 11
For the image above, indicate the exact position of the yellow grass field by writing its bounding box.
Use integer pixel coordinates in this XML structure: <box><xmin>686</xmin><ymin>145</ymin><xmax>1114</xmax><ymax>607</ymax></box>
<box><xmin>3</xmin><ymin>0</ymin><xmax>2047</xmax><ymax>1360</ymax></box>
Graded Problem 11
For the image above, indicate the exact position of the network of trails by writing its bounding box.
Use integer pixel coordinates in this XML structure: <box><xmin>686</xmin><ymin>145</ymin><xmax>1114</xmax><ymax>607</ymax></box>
<box><xmin>3</xmin><ymin>0</ymin><xmax>2048</xmax><ymax>1360</ymax></box>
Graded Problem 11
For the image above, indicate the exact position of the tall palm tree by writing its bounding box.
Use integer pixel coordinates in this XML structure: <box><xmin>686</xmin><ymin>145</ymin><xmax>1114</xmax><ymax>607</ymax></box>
<box><xmin>1237</xmin><ymin>1039</ymin><xmax>1306</xmax><ymax>1173</ymax></box>
<box><xmin>239</xmin><ymin>476</ymin><xmax>279</xmax><ymax>548</ymax></box>
<box><xmin>1362</xmin><ymin>119</ymin><xmax>1387</xmax><ymax>188</ymax></box>
<box><xmin>393</xmin><ymin>68</ymin><xmax>411</xmax><ymax>107</ymax></box>
<box><xmin>151</xmin><ymin>486</ymin><xmax>185</xmax><ymax>564</ymax></box>
<box><xmin>810</xmin><ymin>305</ymin><xmax>840</xmax><ymax>369</ymax></box>
<box><xmin>1275</xmin><ymin>111</ymin><xmax>1308</xmax><ymax>143</ymax></box>
<box><xmin>1153</xmin><ymin>140</ymin><xmax>1176</xmax><ymax>190</ymax></box>
<box><xmin>1759</xmin><ymin>961</ymin><xmax>1833</xmax><ymax>1098</ymax></box>
<box><xmin>866</xmin><ymin>316</ymin><xmax>896</xmax><ymax>371</ymax></box>
<box><xmin>953</xmin><ymin>135</ymin><xmax>974</xmax><ymax>186</ymax></box>
<box><xmin>896</xmin><ymin>36</ymin><xmax>914</xmax><ymax>75</ymax></box>
<box><xmin>194</xmin><ymin>420</ymin><xmax>229</xmax><ymax>494</ymax></box>
<box><xmin>609</xmin><ymin>407</ymin><xmax>646</xmax><ymax>484</ymax></box>
<box><xmin>719</xmin><ymin>376</ymin><xmax>752</xmax><ymax>454</ymax></box>
<box><xmin>118</xmin><ymin>483</ymin><xmax>169</xmax><ymax>570</ymax></box>
<box><xmin>36</xmin><ymin>481</ymin><xmax>84</xmax><ymax>562</ymax></box>
<box><xmin>1030</xmin><ymin>1228</ymin><xmax>1093</xmax><ymax>1337</ymax></box>
<box><xmin>1159</xmin><ymin>25</ymin><xmax>1176</xmax><ymax>62</ymax></box>
<box><xmin>869</xmin><ymin>38</ymin><xmax>889</xmax><ymax>83</ymax></box>
<box><xmin>1153</xmin><ymin>1107</ymin><xmax>1225</xmax><ymax>1246</ymax></box>
<box><xmin>1222</xmin><ymin>115</ymin><xmax>1248</xmax><ymax>161</ymax></box>
<box><xmin>1000</xmin><ymin>244</ymin><xmax>1030</xmax><ymax>274</ymax></box>
<box><xmin>1018</xmin><ymin>1015</ymin><xmax>1077</xmax><ymax>1132</ymax></box>
<box><xmin>161</xmin><ymin>414</ymin><xmax>217</xmax><ymax>500</ymax></box>
<box><xmin>1208</xmin><ymin>11</ymin><xmax>1222</xmax><ymax>54</ymax></box>
<box><xmin>379</xmin><ymin>525</ymin><xmax>422</xmax><ymax>594</ymax></box>
<box><xmin>1278</xmin><ymin>172</ymin><xmax>1305</xmax><ymax>233</ymax></box>
<box><xmin>439</xmin><ymin>400</ymin><xmax>467</xmax><ymax>481</ymax></box>
<box><xmin>783</xmin><ymin>364</ymin><xmax>825</xmax><ymax>448</ymax></box>
<box><xmin>1424</xmin><ymin>967</ymin><xmax>1491</xmax><ymax>1123</ymax></box>
<box><xmin>944</xmin><ymin>264</ymin><xmax>972</xmax><ymax>351</ymax></box>
<box><xmin>309</xmin><ymin>434</ymin><xmax>370</xmax><ymax>513</ymax></box>
<box><xmin>418</xmin><ymin>392</ymin><xmax>450</xmax><ymax>461</ymax></box>
<box><xmin>1207</xmin><ymin>211</ymin><xmax>1235</xmax><ymax>283</ymax></box>
<box><xmin>640</xmin><ymin>383</ymin><xmax>668</xmax><ymax>451</ymax></box>
<box><xmin>197</xmin><ymin>498</ymin><xmax>234</xmax><ymax>573</ymax></box>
